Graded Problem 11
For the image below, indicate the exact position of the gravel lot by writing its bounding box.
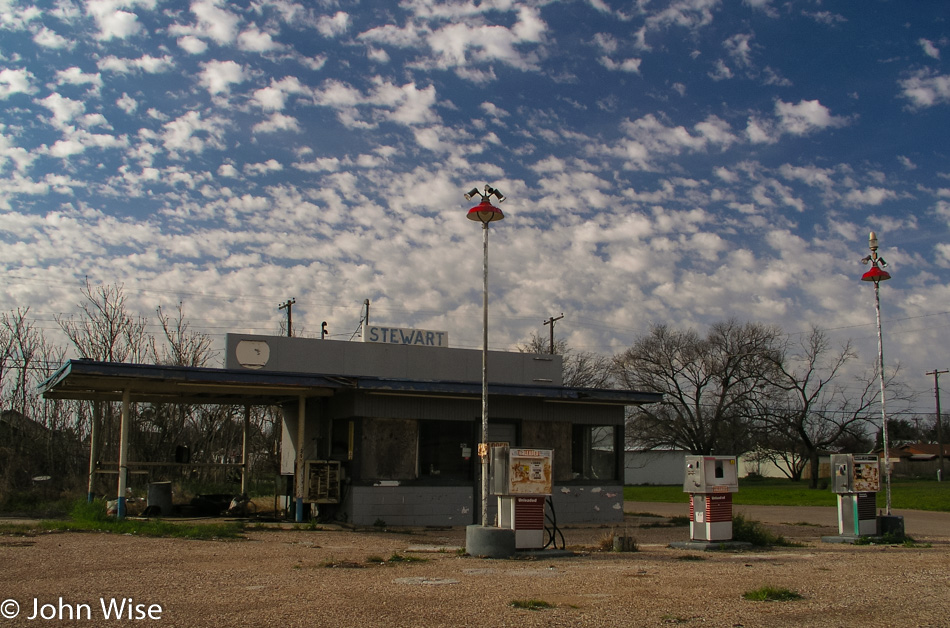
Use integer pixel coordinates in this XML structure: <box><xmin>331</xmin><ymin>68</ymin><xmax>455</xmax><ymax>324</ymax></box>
<box><xmin>1</xmin><ymin>504</ymin><xmax>948</xmax><ymax>627</ymax></box>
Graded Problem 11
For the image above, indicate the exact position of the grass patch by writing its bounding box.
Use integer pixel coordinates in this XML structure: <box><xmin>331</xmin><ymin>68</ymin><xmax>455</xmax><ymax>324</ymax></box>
<box><xmin>853</xmin><ymin>531</ymin><xmax>921</xmax><ymax>546</ymax></box>
<box><xmin>17</xmin><ymin>499</ymin><xmax>245</xmax><ymax>540</ymax></box>
<box><xmin>639</xmin><ymin>515</ymin><xmax>690</xmax><ymax>528</ymax></box>
<box><xmin>742</xmin><ymin>586</ymin><xmax>803</xmax><ymax>602</ymax></box>
<box><xmin>675</xmin><ymin>554</ymin><xmax>706</xmax><ymax>561</ymax></box>
<box><xmin>510</xmin><ymin>599</ymin><xmax>554</xmax><ymax>611</ymax></box>
<box><xmin>624</xmin><ymin>479</ymin><xmax>950</xmax><ymax>512</ymax></box>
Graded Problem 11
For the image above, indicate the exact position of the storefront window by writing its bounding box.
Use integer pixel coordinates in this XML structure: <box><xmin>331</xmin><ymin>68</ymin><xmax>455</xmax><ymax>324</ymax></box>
<box><xmin>571</xmin><ymin>425</ymin><xmax>617</xmax><ymax>480</ymax></box>
<box><xmin>419</xmin><ymin>420</ymin><xmax>476</xmax><ymax>482</ymax></box>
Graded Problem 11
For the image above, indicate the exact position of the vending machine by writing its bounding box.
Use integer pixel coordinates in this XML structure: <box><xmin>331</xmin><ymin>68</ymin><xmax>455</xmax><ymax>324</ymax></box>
<box><xmin>830</xmin><ymin>453</ymin><xmax>880</xmax><ymax>537</ymax></box>
<box><xmin>683</xmin><ymin>455</ymin><xmax>739</xmax><ymax>542</ymax></box>
<box><xmin>491</xmin><ymin>447</ymin><xmax>553</xmax><ymax>549</ymax></box>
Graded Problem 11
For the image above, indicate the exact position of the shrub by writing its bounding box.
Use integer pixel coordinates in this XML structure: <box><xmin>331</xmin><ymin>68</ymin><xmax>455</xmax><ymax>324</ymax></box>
<box><xmin>69</xmin><ymin>498</ymin><xmax>109</xmax><ymax>523</ymax></box>
<box><xmin>732</xmin><ymin>513</ymin><xmax>796</xmax><ymax>547</ymax></box>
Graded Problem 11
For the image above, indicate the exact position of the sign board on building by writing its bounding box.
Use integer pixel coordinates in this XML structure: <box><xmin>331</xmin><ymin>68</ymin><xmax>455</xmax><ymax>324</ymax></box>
<box><xmin>363</xmin><ymin>325</ymin><xmax>448</xmax><ymax>348</ymax></box>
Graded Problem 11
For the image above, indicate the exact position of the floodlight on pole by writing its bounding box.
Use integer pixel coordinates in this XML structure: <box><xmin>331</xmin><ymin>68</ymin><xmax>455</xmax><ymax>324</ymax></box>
<box><xmin>466</xmin><ymin>185</ymin><xmax>505</xmax><ymax>528</ymax></box>
<box><xmin>861</xmin><ymin>230</ymin><xmax>893</xmax><ymax>514</ymax></box>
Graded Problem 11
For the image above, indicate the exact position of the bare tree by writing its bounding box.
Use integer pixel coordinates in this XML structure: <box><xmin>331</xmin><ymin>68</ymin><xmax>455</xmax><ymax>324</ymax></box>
<box><xmin>613</xmin><ymin>320</ymin><xmax>783</xmax><ymax>455</ymax></box>
<box><xmin>56</xmin><ymin>278</ymin><xmax>149</xmax><ymax>363</ymax></box>
<box><xmin>756</xmin><ymin>327</ymin><xmax>912</xmax><ymax>487</ymax></box>
<box><xmin>755</xmin><ymin>327</ymin><xmax>860</xmax><ymax>485</ymax></box>
<box><xmin>153</xmin><ymin>302</ymin><xmax>215</xmax><ymax>367</ymax></box>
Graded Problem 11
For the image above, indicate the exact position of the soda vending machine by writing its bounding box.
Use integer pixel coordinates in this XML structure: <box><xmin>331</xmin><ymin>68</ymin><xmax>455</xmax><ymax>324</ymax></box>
<box><xmin>491</xmin><ymin>447</ymin><xmax>553</xmax><ymax>549</ymax></box>
<box><xmin>683</xmin><ymin>455</ymin><xmax>739</xmax><ymax>542</ymax></box>
<box><xmin>830</xmin><ymin>453</ymin><xmax>880</xmax><ymax>537</ymax></box>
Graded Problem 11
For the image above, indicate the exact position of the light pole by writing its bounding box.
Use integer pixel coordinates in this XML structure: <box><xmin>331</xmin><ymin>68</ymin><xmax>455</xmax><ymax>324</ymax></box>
<box><xmin>464</xmin><ymin>184</ymin><xmax>505</xmax><ymax>527</ymax></box>
<box><xmin>861</xmin><ymin>231</ymin><xmax>892</xmax><ymax>514</ymax></box>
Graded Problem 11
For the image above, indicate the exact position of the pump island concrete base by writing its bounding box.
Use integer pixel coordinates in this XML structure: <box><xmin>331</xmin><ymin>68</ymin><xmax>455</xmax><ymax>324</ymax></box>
<box><xmin>465</xmin><ymin>525</ymin><xmax>516</xmax><ymax>558</ymax></box>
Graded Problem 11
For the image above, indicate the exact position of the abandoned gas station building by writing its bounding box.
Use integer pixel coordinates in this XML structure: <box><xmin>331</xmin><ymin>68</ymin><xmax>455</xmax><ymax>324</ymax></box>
<box><xmin>40</xmin><ymin>330</ymin><xmax>660</xmax><ymax>526</ymax></box>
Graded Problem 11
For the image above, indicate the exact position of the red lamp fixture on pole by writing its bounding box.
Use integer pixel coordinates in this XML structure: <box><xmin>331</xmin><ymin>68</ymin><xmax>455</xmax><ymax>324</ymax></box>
<box><xmin>465</xmin><ymin>185</ymin><xmax>506</xmax><ymax>224</ymax></box>
<box><xmin>464</xmin><ymin>185</ymin><xmax>505</xmax><ymax>528</ymax></box>
<box><xmin>861</xmin><ymin>230</ymin><xmax>892</xmax><ymax>514</ymax></box>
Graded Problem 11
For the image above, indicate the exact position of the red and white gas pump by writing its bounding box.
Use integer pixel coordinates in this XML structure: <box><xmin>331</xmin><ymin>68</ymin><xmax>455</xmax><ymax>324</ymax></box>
<box><xmin>683</xmin><ymin>455</ymin><xmax>739</xmax><ymax>542</ymax></box>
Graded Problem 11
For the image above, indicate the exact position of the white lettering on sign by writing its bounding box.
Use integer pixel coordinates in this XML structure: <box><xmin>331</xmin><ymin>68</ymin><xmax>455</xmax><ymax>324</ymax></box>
<box><xmin>363</xmin><ymin>325</ymin><xmax>448</xmax><ymax>347</ymax></box>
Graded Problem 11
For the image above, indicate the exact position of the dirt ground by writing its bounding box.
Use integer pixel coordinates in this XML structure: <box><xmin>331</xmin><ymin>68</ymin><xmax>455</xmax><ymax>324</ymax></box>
<box><xmin>1</xmin><ymin>502</ymin><xmax>948</xmax><ymax>627</ymax></box>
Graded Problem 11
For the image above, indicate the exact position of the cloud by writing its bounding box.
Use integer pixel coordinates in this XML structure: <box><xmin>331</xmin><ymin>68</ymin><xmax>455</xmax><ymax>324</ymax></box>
<box><xmin>423</xmin><ymin>8</ymin><xmax>548</xmax><ymax>75</ymax></box>
<box><xmin>161</xmin><ymin>110</ymin><xmax>228</xmax><ymax>154</ymax></box>
<box><xmin>311</xmin><ymin>78</ymin><xmax>440</xmax><ymax>128</ymax></box>
<box><xmin>317</xmin><ymin>11</ymin><xmax>350</xmax><ymax>37</ymax></box>
<box><xmin>480</xmin><ymin>102</ymin><xmax>509</xmax><ymax>119</ymax></box>
<box><xmin>170</xmin><ymin>0</ymin><xmax>241</xmax><ymax>45</ymax></box>
<box><xmin>244</xmin><ymin>159</ymin><xmax>283</xmax><ymax>176</ymax></box>
<box><xmin>239</xmin><ymin>27</ymin><xmax>282</xmax><ymax>52</ymax></box>
<box><xmin>805</xmin><ymin>11</ymin><xmax>847</xmax><ymax>25</ymax></box>
<box><xmin>0</xmin><ymin>68</ymin><xmax>38</xmax><ymax>98</ymax></box>
<box><xmin>116</xmin><ymin>93</ymin><xmax>137</xmax><ymax>114</ymax></box>
<box><xmin>599</xmin><ymin>56</ymin><xmax>642</xmax><ymax>73</ymax></box>
<box><xmin>367</xmin><ymin>48</ymin><xmax>390</xmax><ymax>63</ymax></box>
<box><xmin>33</xmin><ymin>26</ymin><xmax>71</xmax><ymax>49</ymax></box>
<box><xmin>85</xmin><ymin>0</ymin><xmax>150</xmax><ymax>41</ymax></box>
<box><xmin>774</xmin><ymin>99</ymin><xmax>849</xmax><ymax>136</ymax></box>
<box><xmin>251</xmin><ymin>76</ymin><xmax>309</xmax><ymax>111</ymax></box>
<box><xmin>844</xmin><ymin>186</ymin><xmax>897</xmax><ymax>207</ymax></box>
<box><xmin>593</xmin><ymin>33</ymin><xmax>618</xmax><ymax>55</ymax></box>
<box><xmin>198</xmin><ymin>60</ymin><xmax>246</xmax><ymax>95</ymax></box>
<box><xmin>38</xmin><ymin>93</ymin><xmax>86</xmax><ymax>128</ymax></box>
<box><xmin>98</xmin><ymin>54</ymin><xmax>175</xmax><ymax>74</ymax></box>
<box><xmin>899</xmin><ymin>69</ymin><xmax>950</xmax><ymax>109</ymax></box>
<box><xmin>0</xmin><ymin>128</ymin><xmax>37</xmax><ymax>173</ymax></box>
<box><xmin>778</xmin><ymin>164</ymin><xmax>835</xmax><ymax>188</ymax></box>
<box><xmin>358</xmin><ymin>23</ymin><xmax>424</xmax><ymax>48</ymax></box>
<box><xmin>252</xmin><ymin>112</ymin><xmax>300</xmax><ymax>134</ymax></box>
<box><xmin>919</xmin><ymin>38</ymin><xmax>941</xmax><ymax>60</ymax></box>
<box><xmin>724</xmin><ymin>33</ymin><xmax>754</xmax><ymax>67</ymax></box>
<box><xmin>177</xmin><ymin>35</ymin><xmax>208</xmax><ymax>54</ymax></box>
<box><xmin>708</xmin><ymin>59</ymin><xmax>732</xmax><ymax>80</ymax></box>
<box><xmin>644</xmin><ymin>0</ymin><xmax>720</xmax><ymax>32</ymax></box>
<box><xmin>47</xmin><ymin>127</ymin><xmax>128</xmax><ymax>158</ymax></box>
<box><xmin>55</xmin><ymin>67</ymin><xmax>104</xmax><ymax>92</ymax></box>
<box><xmin>897</xmin><ymin>155</ymin><xmax>916</xmax><ymax>171</ymax></box>
<box><xmin>615</xmin><ymin>113</ymin><xmax>737</xmax><ymax>169</ymax></box>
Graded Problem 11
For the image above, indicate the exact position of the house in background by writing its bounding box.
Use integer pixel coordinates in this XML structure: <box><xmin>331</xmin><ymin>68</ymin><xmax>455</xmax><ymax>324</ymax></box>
<box><xmin>623</xmin><ymin>448</ymin><xmax>831</xmax><ymax>485</ymax></box>
<box><xmin>891</xmin><ymin>443</ymin><xmax>950</xmax><ymax>479</ymax></box>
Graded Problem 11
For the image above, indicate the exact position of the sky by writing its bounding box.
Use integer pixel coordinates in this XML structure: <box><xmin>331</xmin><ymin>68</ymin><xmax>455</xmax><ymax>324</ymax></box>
<box><xmin>1</xmin><ymin>0</ymin><xmax>949</xmax><ymax>414</ymax></box>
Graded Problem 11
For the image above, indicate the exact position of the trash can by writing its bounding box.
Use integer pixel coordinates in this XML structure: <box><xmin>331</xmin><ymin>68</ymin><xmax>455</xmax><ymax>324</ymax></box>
<box><xmin>147</xmin><ymin>481</ymin><xmax>173</xmax><ymax>517</ymax></box>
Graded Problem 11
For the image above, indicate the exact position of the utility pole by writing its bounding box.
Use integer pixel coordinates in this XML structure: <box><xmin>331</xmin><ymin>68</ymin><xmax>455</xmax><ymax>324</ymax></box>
<box><xmin>279</xmin><ymin>298</ymin><xmax>295</xmax><ymax>337</ymax></box>
<box><xmin>543</xmin><ymin>313</ymin><xmax>564</xmax><ymax>354</ymax></box>
<box><xmin>927</xmin><ymin>368</ymin><xmax>948</xmax><ymax>480</ymax></box>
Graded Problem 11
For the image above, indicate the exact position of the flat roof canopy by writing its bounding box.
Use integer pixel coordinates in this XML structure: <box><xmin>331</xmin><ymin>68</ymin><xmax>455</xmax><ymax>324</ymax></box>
<box><xmin>39</xmin><ymin>360</ymin><xmax>662</xmax><ymax>407</ymax></box>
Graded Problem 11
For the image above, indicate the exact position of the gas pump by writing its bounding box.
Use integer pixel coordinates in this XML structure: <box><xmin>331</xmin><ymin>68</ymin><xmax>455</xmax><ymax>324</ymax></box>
<box><xmin>831</xmin><ymin>453</ymin><xmax>880</xmax><ymax>537</ymax></box>
<box><xmin>683</xmin><ymin>455</ymin><xmax>739</xmax><ymax>542</ymax></box>
<box><xmin>491</xmin><ymin>446</ymin><xmax>553</xmax><ymax>549</ymax></box>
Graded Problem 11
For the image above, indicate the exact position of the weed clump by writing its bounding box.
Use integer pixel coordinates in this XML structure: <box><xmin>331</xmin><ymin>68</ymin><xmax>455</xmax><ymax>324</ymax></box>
<box><xmin>742</xmin><ymin>586</ymin><xmax>803</xmax><ymax>602</ymax></box>
<box><xmin>732</xmin><ymin>513</ymin><xmax>797</xmax><ymax>547</ymax></box>
<box><xmin>510</xmin><ymin>599</ymin><xmax>553</xmax><ymax>611</ymax></box>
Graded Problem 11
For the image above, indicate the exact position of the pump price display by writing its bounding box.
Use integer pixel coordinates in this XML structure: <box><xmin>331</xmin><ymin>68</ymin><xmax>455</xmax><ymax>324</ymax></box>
<box><xmin>508</xmin><ymin>449</ymin><xmax>553</xmax><ymax>495</ymax></box>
